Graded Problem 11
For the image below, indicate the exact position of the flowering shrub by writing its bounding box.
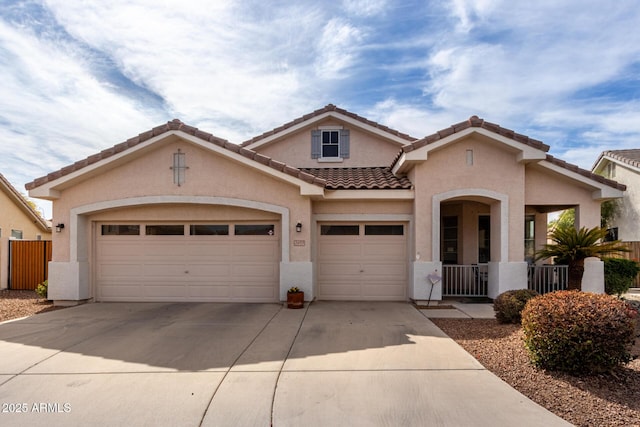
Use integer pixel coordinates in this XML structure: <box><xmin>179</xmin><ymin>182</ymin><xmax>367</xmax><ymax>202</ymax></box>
<box><xmin>521</xmin><ymin>290</ymin><xmax>636</xmax><ymax>374</ymax></box>
<box><xmin>287</xmin><ymin>287</ymin><xmax>301</xmax><ymax>294</ymax></box>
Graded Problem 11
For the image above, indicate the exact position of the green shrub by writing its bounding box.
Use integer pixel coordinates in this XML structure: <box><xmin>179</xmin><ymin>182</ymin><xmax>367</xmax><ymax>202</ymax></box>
<box><xmin>604</xmin><ymin>258</ymin><xmax>640</xmax><ymax>297</ymax></box>
<box><xmin>493</xmin><ymin>289</ymin><xmax>539</xmax><ymax>324</ymax></box>
<box><xmin>35</xmin><ymin>280</ymin><xmax>48</xmax><ymax>299</ymax></box>
<box><xmin>521</xmin><ymin>290</ymin><xmax>636</xmax><ymax>374</ymax></box>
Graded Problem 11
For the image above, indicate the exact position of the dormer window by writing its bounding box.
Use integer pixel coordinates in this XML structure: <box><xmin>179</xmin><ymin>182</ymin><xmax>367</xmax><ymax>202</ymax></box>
<box><xmin>311</xmin><ymin>128</ymin><xmax>350</xmax><ymax>161</ymax></box>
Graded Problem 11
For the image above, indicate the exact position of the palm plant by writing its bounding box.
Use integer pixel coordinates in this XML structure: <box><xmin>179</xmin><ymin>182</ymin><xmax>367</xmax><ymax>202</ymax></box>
<box><xmin>535</xmin><ymin>226</ymin><xmax>629</xmax><ymax>291</ymax></box>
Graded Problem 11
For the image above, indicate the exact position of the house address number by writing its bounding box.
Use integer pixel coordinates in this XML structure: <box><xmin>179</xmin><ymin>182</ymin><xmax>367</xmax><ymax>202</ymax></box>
<box><xmin>293</xmin><ymin>240</ymin><xmax>306</xmax><ymax>246</ymax></box>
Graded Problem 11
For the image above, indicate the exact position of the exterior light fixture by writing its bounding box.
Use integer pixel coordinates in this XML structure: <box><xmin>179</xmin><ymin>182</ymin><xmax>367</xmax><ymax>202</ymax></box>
<box><xmin>296</xmin><ymin>222</ymin><xmax>302</xmax><ymax>232</ymax></box>
<box><xmin>55</xmin><ymin>223</ymin><xmax>65</xmax><ymax>232</ymax></box>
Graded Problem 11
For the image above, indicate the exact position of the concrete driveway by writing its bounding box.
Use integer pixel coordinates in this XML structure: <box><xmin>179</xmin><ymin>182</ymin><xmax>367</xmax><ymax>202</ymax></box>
<box><xmin>0</xmin><ymin>301</ymin><xmax>569</xmax><ymax>426</ymax></box>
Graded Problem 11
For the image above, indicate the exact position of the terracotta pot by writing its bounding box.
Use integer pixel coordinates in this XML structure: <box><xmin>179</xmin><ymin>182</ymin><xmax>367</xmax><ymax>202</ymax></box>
<box><xmin>287</xmin><ymin>291</ymin><xmax>304</xmax><ymax>309</ymax></box>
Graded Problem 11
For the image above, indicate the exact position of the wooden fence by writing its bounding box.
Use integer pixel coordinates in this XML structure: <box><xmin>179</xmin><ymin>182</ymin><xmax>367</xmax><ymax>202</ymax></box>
<box><xmin>8</xmin><ymin>240</ymin><xmax>52</xmax><ymax>290</ymax></box>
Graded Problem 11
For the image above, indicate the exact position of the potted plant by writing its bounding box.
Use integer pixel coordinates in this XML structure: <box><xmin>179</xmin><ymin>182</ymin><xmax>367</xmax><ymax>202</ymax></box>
<box><xmin>287</xmin><ymin>286</ymin><xmax>304</xmax><ymax>309</ymax></box>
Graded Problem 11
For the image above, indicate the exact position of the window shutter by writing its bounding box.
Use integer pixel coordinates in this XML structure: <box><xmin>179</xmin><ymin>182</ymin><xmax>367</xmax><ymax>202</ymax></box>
<box><xmin>311</xmin><ymin>130</ymin><xmax>321</xmax><ymax>159</ymax></box>
<box><xmin>340</xmin><ymin>129</ymin><xmax>350</xmax><ymax>159</ymax></box>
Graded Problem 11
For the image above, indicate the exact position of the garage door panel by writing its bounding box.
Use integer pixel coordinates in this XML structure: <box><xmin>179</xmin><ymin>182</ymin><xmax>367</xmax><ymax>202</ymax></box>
<box><xmin>318</xmin><ymin>282</ymin><xmax>362</xmax><ymax>299</ymax></box>
<box><xmin>232</xmin><ymin>284</ymin><xmax>276</xmax><ymax>299</ymax></box>
<box><xmin>317</xmin><ymin>242</ymin><xmax>362</xmax><ymax>259</ymax></box>
<box><xmin>232</xmin><ymin>242</ymin><xmax>278</xmax><ymax>260</ymax></box>
<box><xmin>317</xmin><ymin>262</ymin><xmax>362</xmax><ymax>276</ymax></box>
<box><xmin>360</xmin><ymin>263</ymin><xmax>407</xmax><ymax>277</ymax></box>
<box><xmin>318</xmin><ymin>223</ymin><xmax>407</xmax><ymax>301</ymax></box>
<box><xmin>98</xmin><ymin>263</ymin><xmax>143</xmax><ymax>278</ymax></box>
<box><xmin>185</xmin><ymin>263</ymin><xmax>232</xmax><ymax>276</ymax></box>
<box><xmin>362</xmin><ymin>242</ymin><xmax>406</xmax><ymax>257</ymax></box>
<box><xmin>232</xmin><ymin>263</ymin><xmax>278</xmax><ymax>279</ymax></box>
<box><xmin>96</xmin><ymin>222</ymin><xmax>279</xmax><ymax>302</ymax></box>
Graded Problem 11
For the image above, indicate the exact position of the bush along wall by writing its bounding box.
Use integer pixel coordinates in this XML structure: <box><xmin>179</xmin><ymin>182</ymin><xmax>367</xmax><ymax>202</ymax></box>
<box><xmin>604</xmin><ymin>258</ymin><xmax>640</xmax><ymax>297</ymax></box>
<box><xmin>521</xmin><ymin>290</ymin><xmax>637</xmax><ymax>374</ymax></box>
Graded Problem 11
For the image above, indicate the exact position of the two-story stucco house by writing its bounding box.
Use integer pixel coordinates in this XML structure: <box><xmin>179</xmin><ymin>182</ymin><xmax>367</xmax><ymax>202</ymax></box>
<box><xmin>26</xmin><ymin>105</ymin><xmax>625</xmax><ymax>305</ymax></box>
<box><xmin>1</xmin><ymin>173</ymin><xmax>52</xmax><ymax>289</ymax></box>
<box><xmin>592</xmin><ymin>149</ymin><xmax>640</xmax><ymax>242</ymax></box>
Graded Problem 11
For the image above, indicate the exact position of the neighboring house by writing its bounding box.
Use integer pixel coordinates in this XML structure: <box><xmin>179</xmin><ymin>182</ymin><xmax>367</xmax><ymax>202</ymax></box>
<box><xmin>592</xmin><ymin>149</ymin><xmax>640</xmax><ymax>242</ymax></box>
<box><xmin>26</xmin><ymin>105</ymin><xmax>625</xmax><ymax>305</ymax></box>
<box><xmin>0</xmin><ymin>173</ymin><xmax>52</xmax><ymax>289</ymax></box>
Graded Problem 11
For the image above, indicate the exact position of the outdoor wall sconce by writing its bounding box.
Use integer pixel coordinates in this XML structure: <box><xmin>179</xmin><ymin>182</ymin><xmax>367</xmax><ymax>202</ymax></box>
<box><xmin>55</xmin><ymin>223</ymin><xmax>65</xmax><ymax>233</ymax></box>
<box><xmin>296</xmin><ymin>222</ymin><xmax>302</xmax><ymax>232</ymax></box>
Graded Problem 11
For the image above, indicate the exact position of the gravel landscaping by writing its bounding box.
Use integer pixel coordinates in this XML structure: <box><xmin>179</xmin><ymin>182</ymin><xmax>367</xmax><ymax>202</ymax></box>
<box><xmin>432</xmin><ymin>296</ymin><xmax>640</xmax><ymax>427</ymax></box>
<box><xmin>1</xmin><ymin>289</ymin><xmax>639</xmax><ymax>425</ymax></box>
<box><xmin>0</xmin><ymin>290</ymin><xmax>64</xmax><ymax>322</ymax></box>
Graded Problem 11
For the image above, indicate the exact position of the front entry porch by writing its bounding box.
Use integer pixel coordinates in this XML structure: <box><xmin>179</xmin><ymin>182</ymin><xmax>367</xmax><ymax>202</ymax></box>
<box><xmin>441</xmin><ymin>263</ymin><xmax>568</xmax><ymax>297</ymax></box>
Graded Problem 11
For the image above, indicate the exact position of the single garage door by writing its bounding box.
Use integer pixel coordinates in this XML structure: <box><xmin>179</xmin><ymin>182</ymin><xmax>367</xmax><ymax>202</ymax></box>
<box><xmin>96</xmin><ymin>222</ymin><xmax>279</xmax><ymax>302</ymax></box>
<box><xmin>317</xmin><ymin>223</ymin><xmax>407</xmax><ymax>300</ymax></box>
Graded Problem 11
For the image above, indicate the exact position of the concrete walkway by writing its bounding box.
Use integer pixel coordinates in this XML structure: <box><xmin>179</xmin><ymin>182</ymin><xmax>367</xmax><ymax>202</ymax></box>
<box><xmin>419</xmin><ymin>301</ymin><xmax>496</xmax><ymax>319</ymax></box>
<box><xmin>0</xmin><ymin>301</ymin><xmax>569</xmax><ymax>426</ymax></box>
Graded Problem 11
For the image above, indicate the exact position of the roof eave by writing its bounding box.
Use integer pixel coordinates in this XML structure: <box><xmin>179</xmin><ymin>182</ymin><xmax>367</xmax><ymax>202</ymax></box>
<box><xmin>27</xmin><ymin>129</ymin><xmax>326</xmax><ymax>199</ymax></box>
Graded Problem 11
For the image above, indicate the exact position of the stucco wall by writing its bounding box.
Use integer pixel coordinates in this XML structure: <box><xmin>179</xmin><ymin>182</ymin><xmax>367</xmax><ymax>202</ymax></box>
<box><xmin>611</xmin><ymin>164</ymin><xmax>640</xmax><ymax>241</ymax></box>
<box><xmin>524</xmin><ymin>164</ymin><xmax>601</xmax><ymax>229</ymax></box>
<box><xmin>254</xmin><ymin>119</ymin><xmax>403</xmax><ymax>168</ymax></box>
<box><xmin>51</xmin><ymin>137</ymin><xmax>313</xmax><ymax>263</ymax></box>
<box><xmin>412</xmin><ymin>135</ymin><xmax>525</xmax><ymax>262</ymax></box>
<box><xmin>312</xmin><ymin>200</ymin><xmax>413</xmax><ymax>215</ymax></box>
<box><xmin>0</xmin><ymin>191</ymin><xmax>51</xmax><ymax>288</ymax></box>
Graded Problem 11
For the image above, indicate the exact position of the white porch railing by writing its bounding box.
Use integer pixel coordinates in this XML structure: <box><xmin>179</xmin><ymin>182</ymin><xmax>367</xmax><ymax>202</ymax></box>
<box><xmin>442</xmin><ymin>264</ymin><xmax>488</xmax><ymax>297</ymax></box>
<box><xmin>528</xmin><ymin>264</ymin><xmax>568</xmax><ymax>294</ymax></box>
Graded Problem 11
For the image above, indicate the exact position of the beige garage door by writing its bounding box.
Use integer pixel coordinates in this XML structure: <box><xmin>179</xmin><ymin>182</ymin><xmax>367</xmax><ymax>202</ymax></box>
<box><xmin>317</xmin><ymin>223</ymin><xmax>407</xmax><ymax>300</ymax></box>
<box><xmin>96</xmin><ymin>223</ymin><xmax>279</xmax><ymax>302</ymax></box>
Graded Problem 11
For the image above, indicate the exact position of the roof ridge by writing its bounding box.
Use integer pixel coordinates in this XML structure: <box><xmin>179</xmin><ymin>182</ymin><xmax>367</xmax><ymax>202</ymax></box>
<box><xmin>400</xmin><ymin>115</ymin><xmax>550</xmax><ymax>154</ymax></box>
<box><xmin>241</xmin><ymin>104</ymin><xmax>417</xmax><ymax>147</ymax></box>
<box><xmin>25</xmin><ymin>120</ymin><xmax>327</xmax><ymax>190</ymax></box>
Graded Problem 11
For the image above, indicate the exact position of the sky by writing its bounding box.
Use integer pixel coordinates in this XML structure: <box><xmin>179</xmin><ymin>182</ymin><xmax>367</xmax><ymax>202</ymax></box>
<box><xmin>1</xmin><ymin>0</ymin><xmax>640</xmax><ymax>219</ymax></box>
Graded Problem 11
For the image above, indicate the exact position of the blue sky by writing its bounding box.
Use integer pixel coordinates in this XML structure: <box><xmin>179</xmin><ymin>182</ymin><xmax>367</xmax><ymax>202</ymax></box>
<box><xmin>1</xmin><ymin>0</ymin><xmax>640</xmax><ymax>218</ymax></box>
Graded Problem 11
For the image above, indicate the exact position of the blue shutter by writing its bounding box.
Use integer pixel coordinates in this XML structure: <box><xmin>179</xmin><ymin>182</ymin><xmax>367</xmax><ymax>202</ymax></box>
<box><xmin>340</xmin><ymin>129</ymin><xmax>350</xmax><ymax>159</ymax></box>
<box><xmin>311</xmin><ymin>130</ymin><xmax>321</xmax><ymax>159</ymax></box>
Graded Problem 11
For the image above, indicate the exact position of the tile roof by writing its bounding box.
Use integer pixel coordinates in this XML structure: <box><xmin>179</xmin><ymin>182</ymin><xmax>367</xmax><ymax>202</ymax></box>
<box><xmin>399</xmin><ymin>115</ymin><xmax>550</xmax><ymax>154</ymax></box>
<box><xmin>601</xmin><ymin>149</ymin><xmax>640</xmax><ymax>169</ymax></box>
<box><xmin>25</xmin><ymin>120</ymin><xmax>327</xmax><ymax>190</ymax></box>
<box><xmin>241</xmin><ymin>104</ymin><xmax>417</xmax><ymax>147</ymax></box>
<box><xmin>300</xmin><ymin>167</ymin><xmax>412</xmax><ymax>190</ymax></box>
<box><xmin>545</xmin><ymin>154</ymin><xmax>626</xmax><ymax>191</ymax></box>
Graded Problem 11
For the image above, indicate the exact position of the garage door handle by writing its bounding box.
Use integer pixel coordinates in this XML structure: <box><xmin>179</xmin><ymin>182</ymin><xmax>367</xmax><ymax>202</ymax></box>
<box><xmin>360</xmin><ymin>269</ymin><xmax>364</xmax><ymax>273</ymax></box>
<box><xmin>185</xmin><ymin>271</ymin><xmax>189</xmax><ymax>274</ymax></box>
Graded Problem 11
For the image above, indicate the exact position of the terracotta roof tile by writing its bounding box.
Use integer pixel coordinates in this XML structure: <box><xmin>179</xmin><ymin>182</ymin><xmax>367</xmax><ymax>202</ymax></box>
<box><xmin>601</xmin><ymin>149</ymin><xmax>640</xmax><ymax>169</ymax></box>
<box><xmin>300</xmin><ymin>167</ymin><xmax>412</xmax><ymax>190</ymax></box>
<box><xmin>25</xmin><ymin>120</ymin><xmax>326</xmax><ymax>190</ymax></box>
<box><xmin>241</xmin><ymin>104</ymin><xmax>417</xmax><ymax>147</ymax></box>
<box><xmin>399</xmin><ymin>116</ymin><xmax>550</xmax><ymax>157</ymax></box>
<box><xmin>546</xmin><ymin>154</ymin><xmax>626</xmax><ymax>191</ymax></box>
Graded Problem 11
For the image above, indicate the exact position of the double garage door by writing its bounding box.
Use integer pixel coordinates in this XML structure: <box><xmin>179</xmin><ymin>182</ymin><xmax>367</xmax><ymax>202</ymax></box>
<box><xmin>95</xmin><ymin>222</ymin><xmax>279</xmax><ymax>302</ymax></box>
<box><xmin>317</xmin><ymin>223</ymin><xmax>408</xmax><ymax>301</ymax></box>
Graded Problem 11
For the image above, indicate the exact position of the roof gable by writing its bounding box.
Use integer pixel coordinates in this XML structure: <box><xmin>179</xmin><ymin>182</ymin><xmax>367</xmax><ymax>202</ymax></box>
<box><xmin>391</xmin><ymin>116</ymin><xmax>625</xmax><ymax>197</ymax></box>
<box><xmin>26</xmin><ymin>120</ymin><xmax>326</xmax><ymax>199</ymax></box>
<box><xmin>0</xmin><ymin>173</ymin><xmax>50</xmax><ymax>231</ymax></box>
<box><xmin>241</xmin><ymin>104</ymin><xmax>417</xmax><ymax>150</ymax></box>
<box><xmin>592</xmin><ymin>149</ymin><xmax>640</xmax><ymax>174</ymax></box>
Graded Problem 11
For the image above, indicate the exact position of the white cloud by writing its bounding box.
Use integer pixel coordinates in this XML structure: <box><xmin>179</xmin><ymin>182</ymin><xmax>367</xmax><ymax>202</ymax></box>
<box><xmin>314</xmin><ymin>18</ymin><xmax>364</xmax><ymax>79</ymax></box>
<box><xmin>342</xmin><ymin>0</ymin><xmax>388</xmax><ymax>17</ymax></box>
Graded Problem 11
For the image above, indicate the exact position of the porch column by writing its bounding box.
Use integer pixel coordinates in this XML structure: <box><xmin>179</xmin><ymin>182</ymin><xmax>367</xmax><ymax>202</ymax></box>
<box><xmin>575</xmin><ymin>204</ymin><xmax>605</xmax><ymax>294</ymax></box>
<box><xmin>487</xmin><ymin>198</ymin><xmax>527</xmax><ymax>298</ymax></box>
